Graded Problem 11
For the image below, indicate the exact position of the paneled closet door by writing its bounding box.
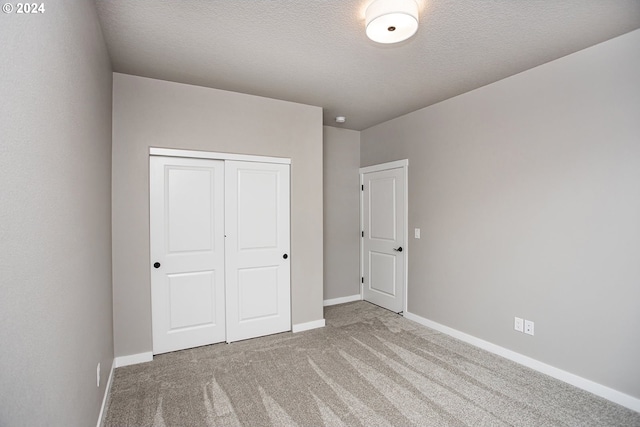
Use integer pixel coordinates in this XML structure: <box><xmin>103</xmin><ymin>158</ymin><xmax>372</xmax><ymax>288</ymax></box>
<box><xmin>150</xmin><ymin>156</ymin><xmax>226</xmax><ymax>354</ymax></box>
<box><xmin>224</xmin><ymin>161</ymin><xmax>291</xmax><ymax>342</ymax></box>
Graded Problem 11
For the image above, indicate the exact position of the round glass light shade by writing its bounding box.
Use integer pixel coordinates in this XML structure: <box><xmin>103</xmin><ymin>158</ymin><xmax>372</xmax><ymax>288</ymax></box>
<box><xmin>365</xmin><ymin>0</ymin><xmax>419</xmax><ymax>44</ymax></box>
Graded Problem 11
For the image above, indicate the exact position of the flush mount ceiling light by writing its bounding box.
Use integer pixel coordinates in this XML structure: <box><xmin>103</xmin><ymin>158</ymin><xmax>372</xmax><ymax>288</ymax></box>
<box><xmin>365</xmin><ymin>0</ymin><xmax>419</xmax><ymax>44</ymax></box>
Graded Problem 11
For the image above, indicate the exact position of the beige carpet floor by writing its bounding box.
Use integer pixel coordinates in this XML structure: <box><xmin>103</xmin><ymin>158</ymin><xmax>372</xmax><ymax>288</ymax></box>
<box><xmin>104</xmin><ymin>301</ymin><xmax>640</xmax><ymax>426</ymax></box>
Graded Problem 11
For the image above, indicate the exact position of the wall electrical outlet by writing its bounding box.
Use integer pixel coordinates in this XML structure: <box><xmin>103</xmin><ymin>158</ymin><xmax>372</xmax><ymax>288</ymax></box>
<box><xmin>514</xmin><ymin>317</ymin><xmax>524</xmax><ymax>332</ymax></box>
<box><xmin>97</xmin><ymin>363</ymin><xmax>101</xmax><ymax>387</ymax></box>
<box><xmin>524</xmin><ymin>320</ymin><xmax>535</xmax><ymax>336</ymax></box>
<box><xmin>414</xmin><ymin>228</ymin><xmax>421</xmax><ymax>239</ymax></box>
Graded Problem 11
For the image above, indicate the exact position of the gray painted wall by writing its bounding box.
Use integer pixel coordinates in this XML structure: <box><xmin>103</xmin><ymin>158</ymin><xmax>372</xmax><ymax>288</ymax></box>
<box><xmin>323</xmin><ymin>127</ymin><xmax>361</xmax><ymax>301</ymax></box>
<box><xmin>0</xmin><ymin>2</ymin><xmax>114</xmax><ymax>426</ymax></box>
<box><xmin>361</xmin><ymin>30</ymin><xmax>640</xmax><ymax>399</ymax></box>
<box><xmin>112</xmin><ymin>74</ymin><xmax>324</xmax><ymax>357</ymax></box>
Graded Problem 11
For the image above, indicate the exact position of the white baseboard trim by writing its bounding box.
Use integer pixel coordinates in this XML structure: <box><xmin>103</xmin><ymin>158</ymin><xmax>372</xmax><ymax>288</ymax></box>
<box><xmin>96</xmin><ymin>359</ymin><xmax>115</xmax><ymax>427</ymax></box>
<box><xmin>323</xmin><ymin>294</ymin><xmax>362</xmax><ymax>306</ymax></box>
<box><xmin>403</xmin><ymin>311</ymin><xmax>640</xmax><ymax>413</ymax></box>
<box><xmin>114</xmin><ymin>351</ymin><xmax>153</xmax><ymax>368</ymax></box>
<box><xmin>292</xmin><ymin>319</ymin><xmax>326</xmax><ymax>333</ymax></box>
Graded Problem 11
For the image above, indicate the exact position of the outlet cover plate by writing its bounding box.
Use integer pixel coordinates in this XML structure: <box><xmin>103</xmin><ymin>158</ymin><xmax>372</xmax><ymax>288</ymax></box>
<box><xmin>524</xmin><ymin>320</ymin><xmax>535</xmax><ymax>336</ymax></box>
<box><xmin>514</xmin><ymin>317</ymin><xmax>524</xmax><ymax>332</ymax></box>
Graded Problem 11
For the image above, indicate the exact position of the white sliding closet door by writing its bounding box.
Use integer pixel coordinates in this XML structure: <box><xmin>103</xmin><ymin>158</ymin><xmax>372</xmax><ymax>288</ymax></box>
<box><xmin>150</xmin><ymin>156</ymin><xmax>226</xmax><ymax>354</ymax></box>
<box><xmin>225</xmin><ymin>161</ymin><xmax>291</xmax><ymax>342</ymax></box>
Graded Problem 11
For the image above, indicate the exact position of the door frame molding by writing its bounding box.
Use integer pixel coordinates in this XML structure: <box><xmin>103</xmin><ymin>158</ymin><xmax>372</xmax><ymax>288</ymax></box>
<box><xmin>359</xmin><ymin>159</ymin><xmax>409</xmax><ymax>313</ymax></box>
<box><xmin>149</xmin><ymin>147</ymin><xmax>291</xmax><ymax>165</ymax></box>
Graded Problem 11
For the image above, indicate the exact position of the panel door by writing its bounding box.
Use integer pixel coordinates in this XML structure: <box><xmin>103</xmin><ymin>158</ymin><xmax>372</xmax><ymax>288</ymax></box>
<box><xmin>225</xmin><ymin>161</ymin><xmax>291</xmax><ymax>342</ymax></box>
<box><xmin>362</xmin><ymin>167</ymin><xmax>405</xmax><ymax>313</ymax></box>
<box><xmin>150</xmin><ymin>156</ymin><xmax>226</xmax><ymax>354</ymax></box>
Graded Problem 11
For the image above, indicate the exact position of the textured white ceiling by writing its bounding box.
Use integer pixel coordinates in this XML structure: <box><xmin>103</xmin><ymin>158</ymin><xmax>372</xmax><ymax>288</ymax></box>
<box><xmin>96</xmin><ymin>0</ymin><xmax>640</xmax><ymax>130</ymax></box>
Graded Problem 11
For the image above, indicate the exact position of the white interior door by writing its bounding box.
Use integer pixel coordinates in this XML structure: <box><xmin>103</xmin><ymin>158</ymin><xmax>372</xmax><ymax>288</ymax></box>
<box><xmin>150</xmin><ymin>156</ymin><xmax>226</xmax><ymax>354</ymax></box>
<box><xmin>362</xmin><ymin>166</ymin><xmax>406</xmax><ymax>313</ymax></box>
<box><xmin>225</xmin><ymin>161</ymin><xmax>291</xmax><ymax>342</ymax></box>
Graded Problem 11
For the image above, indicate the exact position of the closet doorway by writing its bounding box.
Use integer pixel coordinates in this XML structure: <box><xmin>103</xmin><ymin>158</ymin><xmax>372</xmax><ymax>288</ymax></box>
<box><xmin>150</xmin><ymin>149</ymin><xmax>291</xmax><ymax>354</ymax></box>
